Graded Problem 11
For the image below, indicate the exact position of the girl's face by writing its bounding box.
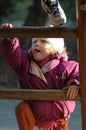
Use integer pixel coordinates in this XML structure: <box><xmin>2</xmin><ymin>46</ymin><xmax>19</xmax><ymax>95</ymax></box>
<box><xmin>31</xmin><ymin>39</ymin><xmax>52</xmax><ymax>61</ymax></box>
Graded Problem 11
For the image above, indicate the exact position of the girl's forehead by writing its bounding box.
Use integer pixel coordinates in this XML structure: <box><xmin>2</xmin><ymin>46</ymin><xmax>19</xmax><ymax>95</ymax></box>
<box><xmin>34</xmin><ymin>39</ymin><xmax>46</xmax><ymax>42</ymax></box>
<box><xmin>32</xmin><ymin>38</ymin><xmax>49</xmax><ymax>43</ymax></box>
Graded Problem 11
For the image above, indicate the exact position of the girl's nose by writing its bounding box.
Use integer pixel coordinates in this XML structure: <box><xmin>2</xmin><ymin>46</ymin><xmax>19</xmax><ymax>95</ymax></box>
<box><xmin>34</xmin><ymin>41</ymin><xmax>40</xmax><ymax>46</ymax></box>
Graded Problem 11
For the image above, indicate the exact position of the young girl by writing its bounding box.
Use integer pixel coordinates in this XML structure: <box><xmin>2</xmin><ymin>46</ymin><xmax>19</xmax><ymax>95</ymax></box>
<box><xmin>0</xmin><ymin>23</ymin><xmax>79</xmax><ymax>130</ymax></box>
<box><xmin>41</xmin><ymin>0</ymin><xmax>67</xmax><ymax>26</ymax></box>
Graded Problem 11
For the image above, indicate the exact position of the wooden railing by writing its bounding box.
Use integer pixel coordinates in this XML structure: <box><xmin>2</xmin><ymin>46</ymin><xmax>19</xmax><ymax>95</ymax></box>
<box><xmin>0</xmin><ymin>26</ymin><xmax>78</xmax><ymax>38</ymax></box>
<box><xmin>0</xmin><ymin>89</ymin><xmax>80</xmax><ymax>101</ymax></box>
<box><xmin>0</xmin><ymin>0</ymin><xmax>86</xmax><ymax>130</ymax></box>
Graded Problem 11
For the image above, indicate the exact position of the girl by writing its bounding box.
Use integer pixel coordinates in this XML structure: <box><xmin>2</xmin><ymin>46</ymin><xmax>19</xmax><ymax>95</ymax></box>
<box><xmin>0</xmin><ymin>23</ymin><xmax>79</xmax><ymax>130</ymax></box>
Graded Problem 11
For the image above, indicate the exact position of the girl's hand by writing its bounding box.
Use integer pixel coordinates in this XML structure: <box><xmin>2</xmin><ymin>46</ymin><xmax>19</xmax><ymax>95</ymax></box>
<box><xmin>0</xmin><ymin>23</ymin><xmax>13</xmax><ymax>28</ymax></box>
<box><xmin>0</xmin><ymin>23</ymin><xmax>13</xmax><ymax>40</ymax></box>
<box><xmin>63</xmin><ymin>79</ymin><xmax>79</xmax><ymax>99</ymax></box>
<box><xmin>66</xmin><ymin>85</ymin><xmax>79</xmax><ymax>99</ymax></box>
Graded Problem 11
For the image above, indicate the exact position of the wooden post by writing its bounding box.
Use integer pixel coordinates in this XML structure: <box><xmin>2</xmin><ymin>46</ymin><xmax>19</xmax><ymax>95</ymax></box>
<box><xmin>76</xmin><ymin>0</ymin><xmax>86</xmax><ymax>130</ymax></box>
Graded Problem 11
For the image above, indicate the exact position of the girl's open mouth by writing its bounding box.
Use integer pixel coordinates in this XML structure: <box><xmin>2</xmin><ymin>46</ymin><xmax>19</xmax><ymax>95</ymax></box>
<box><xmin>34</xmin><ymin>49</ymin><xmax>40</xmax><ymax>53</ymax></box>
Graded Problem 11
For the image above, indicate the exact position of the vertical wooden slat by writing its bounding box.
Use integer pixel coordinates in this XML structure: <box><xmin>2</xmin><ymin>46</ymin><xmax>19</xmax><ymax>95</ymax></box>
<box><xmin>76</xmin><ymin>0</ymin><xmax>86</xmax><ymax>130</ymax></box>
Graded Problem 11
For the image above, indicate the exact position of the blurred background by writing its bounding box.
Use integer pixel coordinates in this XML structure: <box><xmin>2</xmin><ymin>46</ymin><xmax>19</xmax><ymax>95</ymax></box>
<box><xmin>0</xmin><ymin>0</ymin><xmax>81</xmax><ymax>130</ymax></box>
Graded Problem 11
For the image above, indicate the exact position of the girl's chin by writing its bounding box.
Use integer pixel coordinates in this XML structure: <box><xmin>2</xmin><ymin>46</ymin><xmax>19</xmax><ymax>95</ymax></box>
<box><xmin>33</xmin><ymin>56</ymin><xmax>44</xmax><ymax>61</ymax></box>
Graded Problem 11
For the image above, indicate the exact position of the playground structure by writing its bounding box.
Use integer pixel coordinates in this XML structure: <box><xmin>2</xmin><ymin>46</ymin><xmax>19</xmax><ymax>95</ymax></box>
<box><xmin>0</xmin><ymin>0</ymin><xmax>86</xmax><ymax>129</ymax></box>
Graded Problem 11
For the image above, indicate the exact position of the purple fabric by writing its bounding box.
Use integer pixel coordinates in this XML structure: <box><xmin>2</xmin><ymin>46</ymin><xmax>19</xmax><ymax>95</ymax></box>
<box><xmin>1</xmin><ymin>38</ymin><xmax>80</xmax><ymax>122</ymax></box>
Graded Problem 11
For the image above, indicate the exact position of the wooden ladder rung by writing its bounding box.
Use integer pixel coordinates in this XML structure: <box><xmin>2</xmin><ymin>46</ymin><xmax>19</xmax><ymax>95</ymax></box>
<box><xmin>0</xmin><ymin>26</ymin><xmax>78</xmax><ymax>38</ymax></box>
<box><xmin>0</xmin><ymin>89</ymin><xmax>80</xmax><ymax>101</ymax></box>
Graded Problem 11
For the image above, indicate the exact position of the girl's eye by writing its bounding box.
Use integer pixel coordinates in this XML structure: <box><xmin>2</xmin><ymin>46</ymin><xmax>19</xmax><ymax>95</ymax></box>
<box><xmin>33</xmin><ymin>41</ymin><xmax>37</xmax><ymax>44</ymax></box>
<box><xmin>41</xmin><ymin>40</ymin><xmax>49</xmax><ymax>44</ymax></box>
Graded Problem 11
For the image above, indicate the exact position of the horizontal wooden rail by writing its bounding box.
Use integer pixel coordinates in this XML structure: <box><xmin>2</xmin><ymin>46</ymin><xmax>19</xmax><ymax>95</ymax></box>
<box><xmin>0</xmin><ymin>26</ymin><xmax>78</xmax><ymax>38</ymax></box>
<box><xmin>0</xmin><ymin>89</ymin><xmax>80</xmax><ymax>101</ymax></box>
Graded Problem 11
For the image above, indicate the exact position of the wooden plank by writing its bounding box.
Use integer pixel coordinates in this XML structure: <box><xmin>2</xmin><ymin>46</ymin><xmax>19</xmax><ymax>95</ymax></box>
<box><xmin>0</xmin><ymin>89</ymin><xmax>80</xmax><ymax>101</ymax></box>
<box><xmin>0</xmin><ymin>26</ymin><xmax>78</xmax><ymax>38</ymax></box>
<box><xmin>77</xmin><ymin>0</ymin><xmax>86</xmax><ymax>130</ymax></box>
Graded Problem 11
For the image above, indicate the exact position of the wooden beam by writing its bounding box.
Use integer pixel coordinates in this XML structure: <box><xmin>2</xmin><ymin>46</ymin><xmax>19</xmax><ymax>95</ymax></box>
<box><xmin>77</xmin><ymin>0</ymin><xmax>86</xmax><ymax>130</ymax></box>
<box><xmin>0</xmin><ymin>89</ymin><xmax>80</xmax><ymax>101</ymax></box>
<box><xmin>0</xmin><ymin>26</ymin><xmax>78</xmax><ymax>38</ymax></box>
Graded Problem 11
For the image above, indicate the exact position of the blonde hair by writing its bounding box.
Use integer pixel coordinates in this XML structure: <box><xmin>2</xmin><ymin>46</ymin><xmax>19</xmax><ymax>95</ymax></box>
<box><xmin>32</xmin><ymin>38</ymin><xmax>64</xmax><ymax>53</ymax></box>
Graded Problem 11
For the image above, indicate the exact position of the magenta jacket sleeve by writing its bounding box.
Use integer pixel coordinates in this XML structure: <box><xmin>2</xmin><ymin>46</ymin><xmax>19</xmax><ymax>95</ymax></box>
<box><xmin>65</xmin><ymin>61</ymin><xmax>80</xmax><ymax>86</ymax></box>
<box><xmin>1</xmin><ymin>38</ymin><xmax>26</xmax><ymax>73</ymax></box>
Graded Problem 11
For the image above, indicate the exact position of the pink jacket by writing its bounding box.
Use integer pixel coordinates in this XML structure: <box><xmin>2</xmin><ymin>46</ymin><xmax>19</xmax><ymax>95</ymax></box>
<box><xmin>1</xmin><ymin>38</ymin><xmax>80</xmax><ymax>122</ymax></box>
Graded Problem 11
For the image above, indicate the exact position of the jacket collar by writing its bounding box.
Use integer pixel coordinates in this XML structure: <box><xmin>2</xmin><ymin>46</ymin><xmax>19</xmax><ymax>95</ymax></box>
<box><xmin>29</xmin><ymin>59</ymin><xmax>60</xmax><ymax>84</ymax></box>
